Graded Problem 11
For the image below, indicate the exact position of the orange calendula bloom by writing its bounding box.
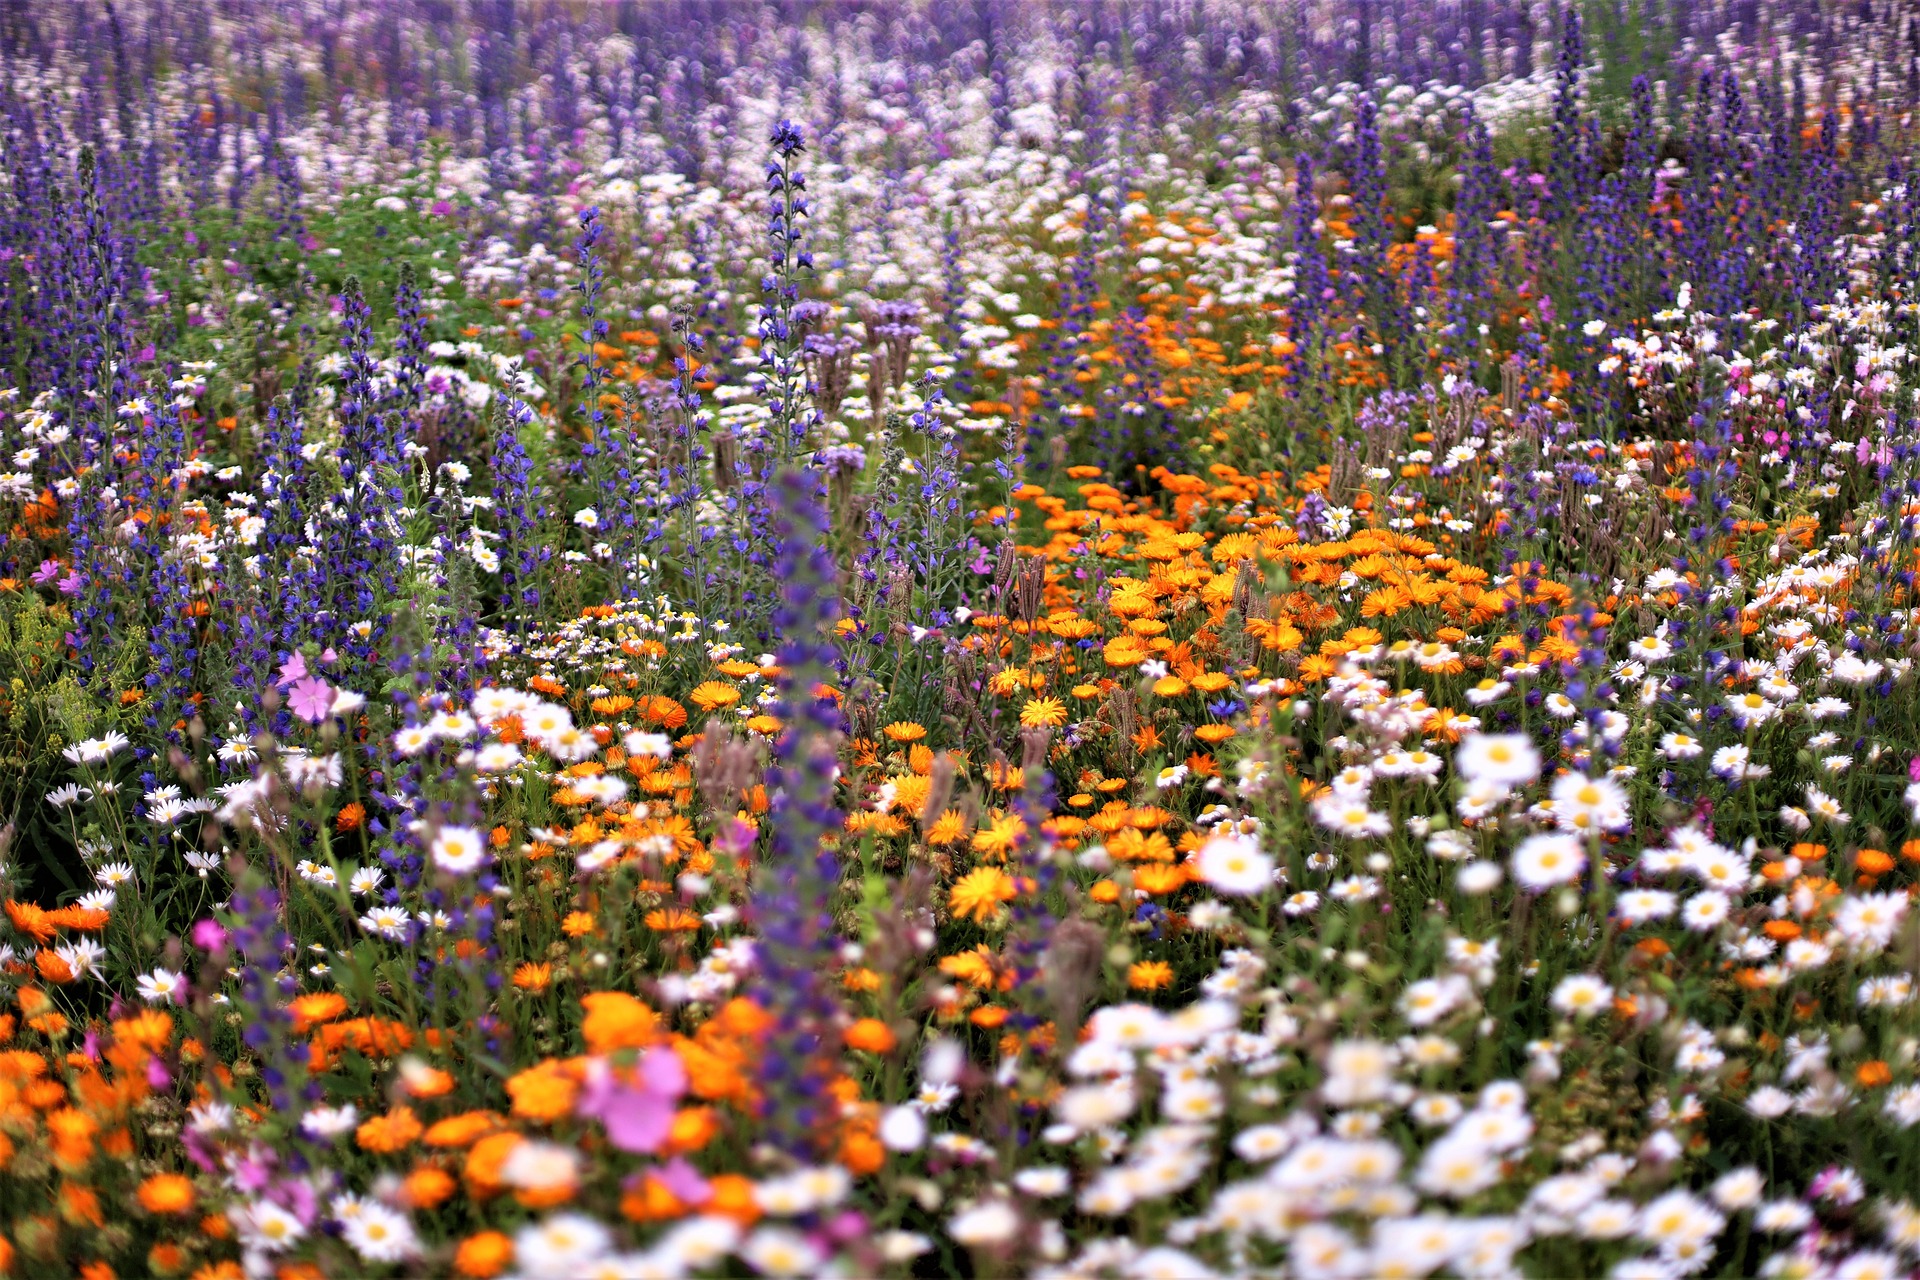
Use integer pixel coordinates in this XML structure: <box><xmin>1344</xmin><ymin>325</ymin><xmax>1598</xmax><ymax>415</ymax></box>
<box><xmin>948</xmin><ymin>867</ymin><xmax>1017</xmax><ymax>924</ymax></box>
<box><xmin>925</xmin><ymin>810</ymin><xmax>968</xmax><ymax>845</ymax></box>
<box><xmin>843</xmin><ymin>1018</ymin><xmax>897</xmax><ymax>1054</ymax></box>
<box><xmin>513</xmin><ymin>963</ymin><xmax>553</xmax><ymax>993</ymax></box>
<box><xmin>970</xmin><ymin>812</ymin><xmax>1028</xmax><ymax>859</ymax></box>
<box><xmin>506</xmin><ymin>1061</ymin><xmax>579</xmax><ymax>1122</ymax></box>
<box><xmin>644</xmin><ymin>907</ymin><xmax>702</xmax><ymax>933</ymax></box>
<box><xmin>453</xmin><ymin>1231</ymin><xmax>515</xmax><ymax>1278</ymax></box>
<box><xmin>580</xmin><ymin>992</ymin><xmax>658</xmax><ymax>1053</ymax></box>
<box><xmin>356</xmin><ymin>1105</ymin><xmax>424</xmax><ymax>1154</ymax></box>
<box><xmin>687</xmin><ymin>681</ymin><xmax>740</xmax><ymax>712</ymax></box>
<box><xmin>425</xmin><ymin>1111</ymin><xmax>508</xmax><ymax>1149</ymax></box>
<box><xmin>1018</xmin><ymin>696</ymin><xmax>1068</xmax><ymax>729</ymax></box>
<box><xmin>4</xmin><ymin>901</ymin><xmax>54</xmax><ymax>944</ymax></box>
<box><xmin>135</xmin><ymin>1173</ymin><xmax>196</xmax><ymax>1216</ymax></box>
<box><xmin>882</xmin><ymin>721</ymin><xmax>927</xmax><ymax>742</ymax></box>
<box><xmin>1128</xmin><ymin>960</ymin><xmax>1175</xmax><ymax>990</ymax></box>
<box><xmin>401</xmin><ymin>1165</ymin><xmax>457</xmax><ymax>1209</ymax></box>
<box><xmin>287</xmin><ymin>993</ymin><xmax>348</xmax><ymax>1034</ymax></box>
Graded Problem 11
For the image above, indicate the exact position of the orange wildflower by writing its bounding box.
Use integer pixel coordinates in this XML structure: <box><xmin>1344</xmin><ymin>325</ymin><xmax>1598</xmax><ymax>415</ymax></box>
<box><xmin>506</xmin><ymin>1061</ymin><xmax>578</xmax><ymax>1121</ymax></box>
<box><xmin>136</xmin><ymin>1174</ymin><xmax>196</xmax><ymax>1216</ymax></box>
<box><xmin>665</xmin><ymin>1107</ymin><xmax>719</xmax><ymax>1155</ymax></box>
<box><xmin>580</xmin><ymin>992</ymin><xmax>658</xmax><ymax>1053</ymax></box>
<box><xmin>355</xmin><ymin>1105</ymin><xmax>424</xmax><ymax>1154</ymax></box>
<box><xmin>843</xmin><ymin>1018</ymin><xmax>897</xmax><ymax>1054</ymax></box>
<box><xmin>425</xmin><ymin>1111</ymin><xmax>508</xmax><ymax>1149</ymax></box>
<box><xmin>463</xmin><ymin>1132</ymin><xmax>523</xmax><ymax>1197</ymax></box>
<box><xmin>1128</xmin><ymin>960</ymin><xmax>1174</xmax><ymax>990</ymax></box>
<box><xmin>453</xmin><ymin>1231</ymin><xmax>515</xmax><ymax>1278</ymax></box>
<box><xmin>401</xmin><ymin>1165</ymin><xmax>457</xmax><ymax>1209</ymax></box>
<box><xmin>286</xmin><ymin>993</ymin><xmax>348</xmax><ymax>1034</ymax></box>
<box><xmin>705</xmin><ymin>1173</ymin><xmax>762</xmax><ymax>1227</ymax></box>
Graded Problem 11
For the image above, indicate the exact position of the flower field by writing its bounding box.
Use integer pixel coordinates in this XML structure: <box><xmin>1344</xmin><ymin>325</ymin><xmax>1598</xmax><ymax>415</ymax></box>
<box><xmin>7</xmin><ymin>0</ymin><xmax>1920</xmax><ymax>1276</ymax></box>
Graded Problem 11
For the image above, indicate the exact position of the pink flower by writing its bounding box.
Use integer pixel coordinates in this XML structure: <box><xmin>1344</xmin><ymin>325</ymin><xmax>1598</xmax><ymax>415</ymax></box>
<box><xmin>286</xmin><ymin>677</ymin><xmax>336</xmax><ymax>724</ymax></box>
<box><xmin>577</xmin><ymin>1047</ymin><xmax>687</xmax><ymax>1153</ymax></box>
<box><xmin>275</xmin><ymin>652</ymin><xmax>309</xmax><ymax>688</ymax></box>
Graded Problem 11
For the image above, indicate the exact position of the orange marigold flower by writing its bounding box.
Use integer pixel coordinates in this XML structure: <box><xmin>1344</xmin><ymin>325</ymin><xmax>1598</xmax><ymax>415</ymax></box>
<box><xmin>924</xmin><ymin>809</ymin><xmax>968</xmax><ymax>845</ymax></box>
<box><xmin>33</xmin><ymin>951</ymin><xmax>73</xmax><ymax>985</ymax></box>
<box><xmin>425</xmin><ymin>1111</ymin><xmax>507</xmax><ymax>1149</ymax></box>
<box><xmin>453</xmin><ymin>1231</ymin><xmax>515</xmax><ymax>1278</ymax></box>
<box><xmin>48</xmin><ymin>1108</ymin><xmax>98</xmax><ymax>1168</ymax></box>
<box><xmin>1128</xmin><ymin>960</ymin><xmax>1175</xmax><ymax>990</ymax></box>
<box><xmin>948</xmin><ymin>867</ymin><xmax>1017</xmax><ymax>924</ymax></box>
<box><xmin>463</xmin><ymin>1132</ymin><xmax>523</xmax><ymax>1197</ymax></box>
<box><xmin>4</xmin><ymin>901</ymin><xmax>54</xmax><ymax>944</ymax></box>
<box><xmin>505</xmin><ymin>1062</ymin><xmax>578</xmax><ymax>1122</ymax></box>
<box><xmin>706</xmin><ymin>1173</ymin><xmax>762</xmax><ymax>1227</ymax></box>
<box><xmin>970</xmin><ymin>812</ymin><xmax>1028</xmax><ymax>859</ymax></box>
<box><xmin>136</xmin><ymin>1173</ymin><xmax>196</xmax><ymax>1216</ymax></box>
<box><xmin>512</xmin><ymin>963</ymin><xmax>553</xmax><ymax>993</ymax></box>
<box><xmin>882</xmin><ymin>721</ymin><xmax>927</xmax><ymax>742</ymax></box>
<box><xmin>1132</xmin><ymin>864</ymin><xmax>1188</xmax><ymax>895</ymax></box>
<box><xmin>286</xmin><ymin>993</ymin><xmax>348</xmax><ymax>1034</ymax></box>
<box><xmin>1857</xmin><ymin>848</ymin><xmax>1895</xmax><ymax>875</ymax></box>
<box><xmin>62</xmin><ymin>1183</ymin><xmax>105</xmax><ymax>1228</ymax></box>
<box><xmin>1858</xmin><ymin>1060</ymin><xmax>1894</xmax><ymax>1088</ymax></box>
<box><xmin>401</xmin><ymin>1165</ymin><xmax>457</xmax><ymax>1209</ymax></box>
<box><xmin>334</xmin><ymin>802</ymin><xmax>366</xmax><ymax>833</ymax></box>
<box><xmin>843</xmin><ymin>1018</ymin><xmax>897</xmax><ymax>1054</ymax></box>
<box><xmin>688</xmin><ymin>681</ymin><xmax>740</xmax><ymax>712</ymax></box>
<box><xmin>644</xmin><ymin>908</ymin><xmax>701</xmax><ymax>933</ymax></box>
<box><xmin>110</xmin><ymin>1011</ymin><xmax>171</xmax><ymax>1054</ymax></box>
<box><xmin>938</xmin><ymin>948</ymin><xmax>999</xmax><ymax>989</ymax></box>
<box><xmin>398</xmin><ymin>1060</ymin><xmax>456</xmax><ymax>1099</ymax></box>
<box><xmin>665</xmin><ymin>1106</ymin><xmax>719</xmax><ymax>1155</ymax></box>
<box><xmin>580</xmin><ymin>992</ymin><xmax>658</xmax><ymax>1054</ymax></box>
<box><xmin>561</xmin><ymin>911</ymin><xmax>597</xmax><ymax>938</ymax></box>
<box><xmin>1018</xmin><ymin>697</ymin><xmax>1067</xmax><ymax>729</ymax></box>
<box><xmin>355</xmin><ymin>1105</ymin><xmax>424</xmax><ymax>1154</ymax></box>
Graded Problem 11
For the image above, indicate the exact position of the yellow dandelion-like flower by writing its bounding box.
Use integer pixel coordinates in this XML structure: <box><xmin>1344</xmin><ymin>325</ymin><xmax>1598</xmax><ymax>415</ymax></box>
<box><xmin>925</xmin><ymin>809</ymin><xmax>968</xmax><ymax>845</ymax></box>
<box><xmin>949</xmin><ymin>867</ymin><xmax>1017</xmax><ymax>924</ymax></box>
<box><xmin>1128</xmin><ymin>960</ymin><xmax>1174</xmax><ymax>990</ymax></box>
<box><xmin>971</xmin><ymin>811</ymin><xmax>1028</xmax><ymax>858</ymax></box>
<box><xmin>1019</xmin><ymin>696</ymin><xmax>1068</xmax><ymax>729</ymax></box>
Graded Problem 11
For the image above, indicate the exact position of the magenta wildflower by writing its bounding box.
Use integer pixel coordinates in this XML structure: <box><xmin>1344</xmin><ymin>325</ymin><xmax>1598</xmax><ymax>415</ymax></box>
<box><xmin>286</xmin><ymin>677</ymin><xmax>336</xmax><ymax>724</ymax></box>
<box><xmin>576</xmin><ymin>1047</ymin><xmax>686</xmax><ymax>1153</ymax></box>
<box><xmin>192</xmin><ymin>919</ymin><xmax>230</xmax><ymax>954</ymax></box>
<box><xmin>275</xmin><ymin>651</ymin><xmax>309</xmax><ymax>688</ymax></box>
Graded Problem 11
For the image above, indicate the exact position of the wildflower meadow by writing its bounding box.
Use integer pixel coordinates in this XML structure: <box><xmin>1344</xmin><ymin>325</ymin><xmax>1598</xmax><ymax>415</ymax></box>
<box><xmin>7</xmin><ymin>1</ymin><xmax>1920</xmax><ymax>1276</ymax></box>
